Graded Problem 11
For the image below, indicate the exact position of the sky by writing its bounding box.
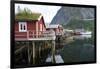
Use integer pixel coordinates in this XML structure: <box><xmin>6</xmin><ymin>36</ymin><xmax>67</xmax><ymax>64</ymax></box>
<box><xmin>15</xmin><ymin>4</ymin><xmax>61</xmax><ymax>23</ymax></box>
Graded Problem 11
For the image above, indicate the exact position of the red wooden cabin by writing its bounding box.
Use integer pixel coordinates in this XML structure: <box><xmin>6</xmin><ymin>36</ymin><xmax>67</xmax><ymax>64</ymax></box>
<box><xmin>46</xmin><ymin>24</ymin><xmax>63</xmax><ymax>35</ymax></box>
<box><xmin>15</xmin><ymin>12</ymin><xmax>53</xmax><ymax>40</ymax></box>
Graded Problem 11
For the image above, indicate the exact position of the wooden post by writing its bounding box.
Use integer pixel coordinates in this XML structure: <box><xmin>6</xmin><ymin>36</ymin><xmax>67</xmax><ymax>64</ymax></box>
<box><xmin>51</xmin><ymin>40</ymin><xmax>56</xmax><ymax>63</ymax></box>
<box><xmin>27</xmin><ymin>41</ymin><xmax>31</xmax><ymax>64</ymax></box>
<box><xmin>27</xmin><ymin>31</ymin><xmax>29</xmax><ymax>39</ymax></box>
<box><xmin>32</xmin><ymin>41</ymin><xmax>35</xmax><ymax>64</ymax></box>
<box><xmin>39</xmin><ymin>43</ymin><xmax>41</xmax><ymax>59</ymax></box>
<box><xmin>27</xmin><ymin>41</ymin><xmax>29</xmax><ymax>64</ymax></box>
<box><xmin>33</xmin><ymin>32</ymin><xmax>34</xmax><ymax>38</ymax></box>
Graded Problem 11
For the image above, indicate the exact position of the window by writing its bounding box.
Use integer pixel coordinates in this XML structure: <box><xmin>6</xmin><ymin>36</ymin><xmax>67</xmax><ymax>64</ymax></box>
<box><xmin>19</xmin><ymin>22</ymin><xmax>27</xmax><ymax>32</ymax></box>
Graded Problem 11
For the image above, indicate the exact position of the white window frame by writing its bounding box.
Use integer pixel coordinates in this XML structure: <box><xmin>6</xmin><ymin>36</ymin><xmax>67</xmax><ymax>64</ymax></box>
<box><xmin>19</xmin><ymin>22</ymin><xmax>27</xmax><ymax>32</ymax></box>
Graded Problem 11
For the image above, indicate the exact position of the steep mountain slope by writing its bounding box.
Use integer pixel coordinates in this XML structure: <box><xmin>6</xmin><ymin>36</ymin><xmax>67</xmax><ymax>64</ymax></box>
<box><xmin>51</xmin><ymin>7</ymin><xmax>94</xmax><ymax>25</ymax></box>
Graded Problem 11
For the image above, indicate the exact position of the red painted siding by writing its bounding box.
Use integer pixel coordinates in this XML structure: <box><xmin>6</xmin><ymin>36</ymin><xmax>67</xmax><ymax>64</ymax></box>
<box><xmin>15</xmin><ymin>21</ymin><xmax>27</xmax><ymax>38</ymax></box>
<box><xmin>15</xmin><ymin>21</ymin><xmax>37</xmax><ymax>31</ymax></box>
<box><xmin>41</xmin><ymin>17</ymin><xmax>46</xmax><ymax>31</ymax></box>
<box><xmin>27</xmin><ymin>21</ymin><xmax>36</xmax><ymax>32</ymax></box>
<box><xmin>15</xmin><ymin>16</ymin><xmax>46</xmax><ymax>39</ymax></box>
<box><xmin>38</xmin><ymin>17</ymin><xmax>46</xmax><ymax>32</ymax></box>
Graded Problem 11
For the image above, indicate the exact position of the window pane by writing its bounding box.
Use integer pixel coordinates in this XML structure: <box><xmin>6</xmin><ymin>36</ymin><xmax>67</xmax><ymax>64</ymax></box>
<box><xmin>20</xmin><ymin>24</ymin><xmax>23</xmax><ymax>30</ymax></box>
<box><xmin>24</xmin><ymin>25</ymin><xmax>26</xmax><ymax>30</ymax></box>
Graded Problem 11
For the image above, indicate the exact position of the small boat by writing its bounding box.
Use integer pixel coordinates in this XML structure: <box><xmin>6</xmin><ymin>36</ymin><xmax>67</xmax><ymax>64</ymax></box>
<box><xmin>80</xmin><ymin>31</ymin><xmax>92</xmax><ymax>35</ymax></box>
<box><xmin>73</xmin><ymin>31</ymin><xmax>92</xmax><ymax>35</ymax></box>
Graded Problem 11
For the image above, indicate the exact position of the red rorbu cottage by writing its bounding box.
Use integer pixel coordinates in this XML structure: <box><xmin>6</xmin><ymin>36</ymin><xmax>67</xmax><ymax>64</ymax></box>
<box><xmin>15</xmin><ymin>11</ymin><xmax>55</xmax><ymax>41</ymax></box>
<box><xmin>46</xmin><ymin>24</ymin><xmax>63</xmax><ymax>36</ymax></box>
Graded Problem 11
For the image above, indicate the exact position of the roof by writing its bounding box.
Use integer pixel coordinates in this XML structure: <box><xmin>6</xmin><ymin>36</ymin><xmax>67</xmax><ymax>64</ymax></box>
<box><xmin>46</xmin><ymin>24</ymin><xmax>63</xmax><ymax>29</ymax></box>
<box><xmin>15</xmin><ymin>11</ymin><xmax>46</xmax><ymax>27</ymax></box>
<box><xmin>15</xmin><ymin>12</ymin><xmax>41</xmax><ymax>21</ymax></box>
<box><xmin>64</xmin><ymin>29</ymin><xmax>73</xmax><ymax>32</ymax></box>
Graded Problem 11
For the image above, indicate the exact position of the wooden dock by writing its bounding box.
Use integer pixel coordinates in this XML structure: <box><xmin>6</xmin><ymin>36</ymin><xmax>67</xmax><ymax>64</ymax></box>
<box><xmin>15</xmin><ymin>40</ymin><xmax>56</xmax><ymax>65</ymax></box>
<box><xmin>46</xmin><ymin>54</ymin><xmax>64</xmax><ymax>63</ymax></box>
<box><xmin>14</xmin><ymin>31</ymin><xmax>66</xmax><ymax>66</ymax></box>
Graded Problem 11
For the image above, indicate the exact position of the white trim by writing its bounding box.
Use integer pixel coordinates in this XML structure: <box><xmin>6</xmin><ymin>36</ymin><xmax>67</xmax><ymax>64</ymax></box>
<box><xmin>40</xmin><ymin>23</ymin><xmax>42</xmax><ymax>31</ymax></box>
<box><xmin>19</xmin><ymin>22</ymin><xmax>27</xmax><ymax>32</ymax></box>
<box><xmin>38</xmin><ymin>15</ymin><xmax>42</xmax><ymax>21</ymax></box>
<box><xmin>36</xmin><ymin>21</ymin><xmax>38</xmax><ymax>37</ymax></box>
<box><xmin>46</xmin><ymin>24</ymin><xmax>59</xmax><ymax>28</ymax></box>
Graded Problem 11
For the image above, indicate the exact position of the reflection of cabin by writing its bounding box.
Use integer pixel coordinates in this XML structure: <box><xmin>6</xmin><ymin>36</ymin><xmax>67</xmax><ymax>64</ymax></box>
<box><xmin>15</xmin><ymin>13</ymin><xmax>55</xmax><ymax>40</ymax></box>
<box><xmin>46</xmin><ymin>24</ymin><xmax>63</xmax><ymax>36</ymax></box>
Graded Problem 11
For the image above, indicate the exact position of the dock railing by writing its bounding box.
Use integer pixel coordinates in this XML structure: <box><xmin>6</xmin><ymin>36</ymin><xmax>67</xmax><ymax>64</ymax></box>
<box><xmin>15</xmin><ymin>30</ymin><xmax>56</xmax><ymax>40</ymax></box>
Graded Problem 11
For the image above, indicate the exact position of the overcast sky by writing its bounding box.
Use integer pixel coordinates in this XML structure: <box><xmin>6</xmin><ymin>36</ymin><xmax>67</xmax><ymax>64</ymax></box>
<box><xmin>15</xmin><ymin>4</ymin><xmax>61</xmax><ymax>23</ymax></box>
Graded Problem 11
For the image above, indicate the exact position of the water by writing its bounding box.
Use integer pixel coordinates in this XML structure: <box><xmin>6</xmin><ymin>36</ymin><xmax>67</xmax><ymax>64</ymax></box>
<box><xmin>60</xmin><ymin>34</ymin><xmax>95</xmax><ymax>63</ymax></box>
<box><xmin>15</xmin><ymin>34</ymin><xmax>95</xmax><ymax>65</ymax></box>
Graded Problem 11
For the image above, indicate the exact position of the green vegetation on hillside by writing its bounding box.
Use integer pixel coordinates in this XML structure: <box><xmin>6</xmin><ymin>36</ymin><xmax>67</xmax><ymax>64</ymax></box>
<box><xmin>62</xmin><ymin>19</ymin><xmax>94</xmax><ymax>31</ymax></box>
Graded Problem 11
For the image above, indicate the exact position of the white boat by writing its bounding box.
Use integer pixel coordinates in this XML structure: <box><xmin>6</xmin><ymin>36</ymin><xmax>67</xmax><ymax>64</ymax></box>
<box><xmin>80</xmin><ymin>31</ymin><xmax>92</xmax><ymax>35</ymax></box>
<box><xmin>74</xmin><ymin>29</ymin><xmax>92</xmax><ymax>35</ymax></box>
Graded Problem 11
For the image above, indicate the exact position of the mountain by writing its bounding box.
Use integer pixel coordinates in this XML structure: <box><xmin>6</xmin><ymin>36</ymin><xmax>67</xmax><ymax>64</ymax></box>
<box><xmin>51</xmin><ymin>7</ymin><xmax>94</xmax><ymax>25</ymax></box>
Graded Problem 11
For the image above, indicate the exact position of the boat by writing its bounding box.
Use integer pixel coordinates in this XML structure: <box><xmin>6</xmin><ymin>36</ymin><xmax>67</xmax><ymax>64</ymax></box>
<box><xmin>80</xmin><ymin>31</ymin><xmax>92</xmax><ymax>35</ymax></box>
<box><xmin>73</xmin><ymin>31</ymin><xmax>92</xmax><ymax>35</ymax></box>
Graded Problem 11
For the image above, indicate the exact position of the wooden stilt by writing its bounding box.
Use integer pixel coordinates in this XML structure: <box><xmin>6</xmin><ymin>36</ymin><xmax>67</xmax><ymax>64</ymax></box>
<box><xmin>51</xmin><ymin>40</ymin><xmax>56</xmax><ymax>63</ymax></box>
<box><xmin>39</xmin><ymin>43</ymin><xmax>41</xmax><ymax>59</ymax></box>
<box><xmin>28</xmin><ymin>41</ymin><xmax>31</xmax><ymax>64</ymax></box>
<box><xmin>32</xmin><ymin>41</ymin><xmax>35</xmax><ymax>64</ymax></box>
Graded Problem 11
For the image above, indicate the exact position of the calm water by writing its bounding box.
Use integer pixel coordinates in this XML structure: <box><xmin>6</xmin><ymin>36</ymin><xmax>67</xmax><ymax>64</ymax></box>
<box><xmin>60</xmin><ymin>34</ymin><xmax>95</xmax><ymax>63</ymax></box>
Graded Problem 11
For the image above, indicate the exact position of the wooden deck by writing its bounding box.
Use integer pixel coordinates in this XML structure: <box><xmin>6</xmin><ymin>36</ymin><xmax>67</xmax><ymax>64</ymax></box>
<box><xmin>15</xmin><ymin>31</ymin><xmax>56</xmax><ymax>41</ymax></box>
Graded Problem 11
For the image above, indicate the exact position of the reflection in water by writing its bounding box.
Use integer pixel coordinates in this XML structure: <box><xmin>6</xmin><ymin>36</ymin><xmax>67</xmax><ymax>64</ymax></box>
<box><xmin>73</xmin><ymin>35</ymin><xmax>92</xmax><ymax>40</ymax></box>
<box><xmin>60</xmin><ymin>34</ymin><xmax>95</xmax><ymax>63</ymax></box>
